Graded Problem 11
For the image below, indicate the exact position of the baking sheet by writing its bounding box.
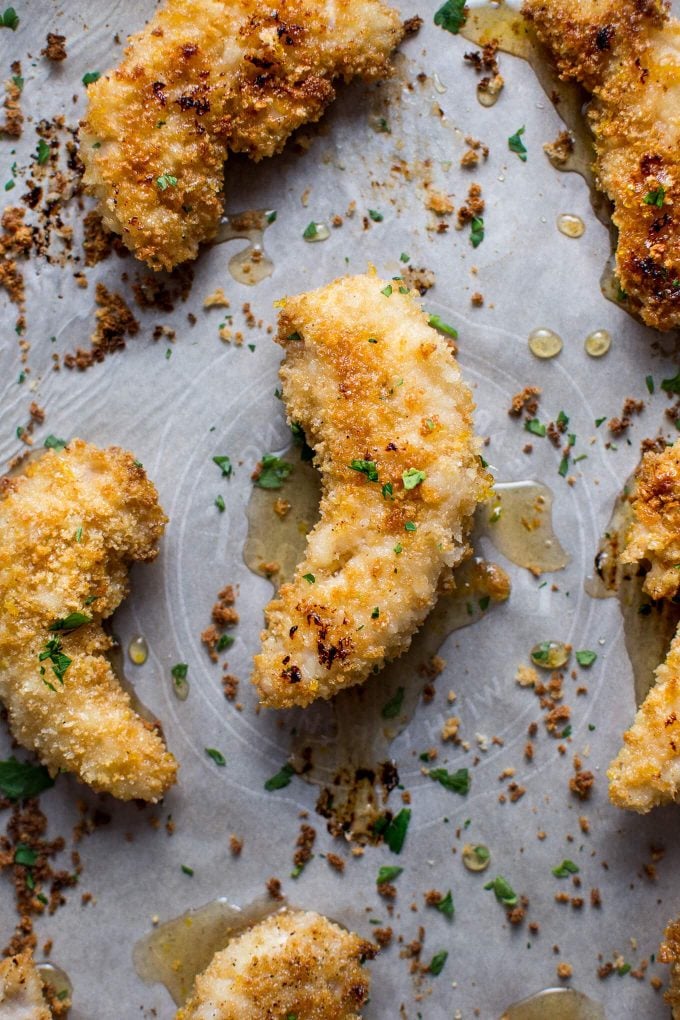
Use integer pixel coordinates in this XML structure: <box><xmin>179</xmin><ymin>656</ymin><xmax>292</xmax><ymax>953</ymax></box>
<box><xmin>1</xmin><ymin>1</ymin><xmax>680</xmax><ymax>1016</ymax></box>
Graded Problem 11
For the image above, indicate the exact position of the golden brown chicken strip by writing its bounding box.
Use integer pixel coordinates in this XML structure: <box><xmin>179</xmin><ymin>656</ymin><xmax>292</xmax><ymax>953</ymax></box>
<box><xmin>176</xmin><ymin>909</ymin><xmax>375</xmax><ymax>1020</ymax></box>
<box><xmin>0</xmin><ymin>951</ymin><xmax>52</xmax><ymax>1020</ymax></box>
<box><xmin>523</xmin><ymin>0</ymin><xmax>680</xmax><ymax>330</ymax></box>
<box><xmin>608</xmin><ymin>440</ymin><xmax>680</xmax><ymax>811</ymax></box>
<box><xmin>0</xmin><ymin>440</ymin><xmax>177</xmax><ymax>801</ymax></box>
<box><xmin>661</xmin><ymin>918</ymin><xmax>680</xmax><ymax>1019</ymax></box>
<box><xmin>80</xmin><ymin>0</ymin><xmax>403</xmax><ymax>271</ymax></box>
<box><xmin>252</xmin><ymin>273</ymin><xmax>488</xmax><ymax>709</ymax></box>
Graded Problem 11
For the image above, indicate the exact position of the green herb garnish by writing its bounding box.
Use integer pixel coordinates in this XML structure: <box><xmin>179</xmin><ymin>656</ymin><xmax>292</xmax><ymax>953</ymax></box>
<box><xmin>508</xmin><ymin>126</ymin><xmax>527</xmax><ymax>161</ymax></box>
<box><xmin>0</xmin><ymin>759</ymin><xmax>54</xmax><ymax>800</ymax></box>
<box><xmin>255</xmin><ymin>454</ymin><xmax>294</xmax><ymax>489</ymax></box>
<box><xmin>264</xmin><ymin>763</ymin><xmax>294</xmax><ymax>791</ymax></box>
<box><xmin>377</xmin><ymin>865</ymin><xmax>403</xmax><ymax>884</ymax></box>
<box><xmin>402</xmin><ymin>468</ymin><xmax>426</xmax><ymax>490</ymax></box>
<box><xmin>428</xmin><ymin>767</ymin><xmax>470</xmax><ymax>795</ymax></box>
<box><xmin>484</xmin><ymin>875</ymin><xmax>518</xmax><ymax>907</ymax></box>
<box><xmin>205</xmin><ymin>748</ymin><xmax>226</xmax><ymax>766</ymax></box>
<box><xmin>552</xmin><ymin>859</ymin><xmax>579</xmax><ymax>878</ymax></box>
<box><xmin>382</xmin><ymin>686</ymin><xmax>405</xmax><ymax>719</ymax></box>
<box><xmin>575</xmin><ymin>649</ymin><xmax>597</xmax><ymax>667</ymax></box>
<box><xmin>433</xmin><ymin>0</ymin><xmax>467</xmax><ymax>34</ymax></box>
<box><xmin>349</xmin><ymin>459</ymin><xmax>379</xmax><ymax>482</ymax></box>
<box><xmin>157</xmin><ymin>173</ymin><xmax>178</xmax><ymax>190</ymax></box>
<box><xmin>427</xmin><ymin>314</ymin><xmax>458</xmax><ymax>339</ymax></box>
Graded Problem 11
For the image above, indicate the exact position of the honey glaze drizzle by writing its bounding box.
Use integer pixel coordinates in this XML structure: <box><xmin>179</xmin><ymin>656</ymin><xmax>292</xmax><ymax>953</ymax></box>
<box><xmin>214</xmin><ymin>209</ymin><xmax>275</xmax><ymax>285</ymax></box>
<box><xmin>133</xmin><ymin>897</ymin><xmax>281</xmax><ymax>1006</ymax></box>
<box><xmin>586</xmin><ymin>474</ymin><xmax>680</xmax><ymax>706</ymax></box>
<box><xmin>245</xmin><ymin>452</ymin><xmax>567</xmax><ymax>840</ymax></box>
<box><xmin>500</xmin><ymin>987</ymin><xmax>605</xmax><ymax>1020</ymax></box>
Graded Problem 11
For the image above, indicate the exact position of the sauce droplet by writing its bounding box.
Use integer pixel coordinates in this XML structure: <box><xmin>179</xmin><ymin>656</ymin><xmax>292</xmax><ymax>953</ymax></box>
<box><xmin>36</xmin><ymin>962</ymin><xmax>72</xmax><ymax>1008</ymax></box>
<box><xmin>215</xmin><ymin>209</ymin><xmax>275</xmax><ymax>286</ymax></box>
<box><xmin>303</xmin><ymin>222</ymin><xmax>330</xmax><ymax>243</ymax></box>
<box><xmin>528</xmin><ymin>327</ymin><xmax>563</xmax><ymax>360</ymax></box>
<box><xmin>432</xmin><ymin>71</ymin><xmax>447</xmax><ymax>94</ymax></box>
<box><xmin>500</xmin><ymin>987</ymin><xmax>605</xmax><ymax>1019</ymax></box>
<box><xmin>530</xmin><ymin>640</ymin><xmax>570</xmax><ymax>669</ymax></box>
<box><xmin>462</xmin><ymin>843</ymin><xmax>490</xmax><ymax>872</ymax></box>
<box><xmin>128</xmin><ymin>635</ymin><xmax>148</xmax><ymax>666</ymax></box>
<box><xmin>556</xmin><ymin>213</ymin><xmax>585</xmax><ymax>239</ymax></box>
<box><xmin>584</xmin><ymin>329</ymin><xmax>611</xmax><ymax>358</ymax></box>
<box><xmin>480</xmin><ymin>481</ymin><xmax>570</xmax><ymax>574</ymax></box>
<box><xmin>477</xmin><ymin>78</ymin><xmax>503</xmax><ymax>106</ymax></box>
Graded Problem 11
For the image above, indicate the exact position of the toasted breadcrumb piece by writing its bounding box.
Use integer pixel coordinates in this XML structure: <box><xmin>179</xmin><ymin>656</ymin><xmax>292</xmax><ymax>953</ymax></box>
<box><xmin>620</xmin><ymin>440</ymin><xmax>680</xmax><ymax>600</ymax></box>
<box><xmin>0</xmin><ymin>950</ymin><xmax>52</xmax><ymax>1019</ymax></box>
<box><xmin>252</xmin><ymin>273</ymin><xmax>487</xmax><ymax>708</ymax></box>
<box><xmin>0</xmin><ymin>440</ymin><xmax>177</xmax><ymax>801</ymax></box>
<box><xmin>80</xmin><ymin>0</ymin><xmax>403</xmax><ymax>270</ymax></box>
<box><xmin>176</xmin><ymin>910</ymin><xmax>375</xmax><ymax>1020</ymax></box>
<box><xmin>660</xmin><ymin>918</ymin><xmax>680</xmax><ymax>1018</ymax></box>
<box><xmin>523</xmin><ymin>0</ymin><xmax>680</xmax><ymax>330</ymax></box>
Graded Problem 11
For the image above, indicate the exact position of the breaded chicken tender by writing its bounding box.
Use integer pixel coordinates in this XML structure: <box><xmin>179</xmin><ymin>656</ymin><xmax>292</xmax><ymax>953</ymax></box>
<box><xmin>608</xmin><ymin>440</ymin><xmax>680</xmax><ymax>811</ymax></box>
<box><xmin>252</xmin><ymin>273</ymin><xmax>488</xmax><ymax>709</ymax></box>
<box><xmin>80</xmin><ymin>0</ymin><xmax>403</xmax><ymax>271</ymax></box>
<box><xmin>0</xmin><ymin>440</ymin><xmax>177</xmax><ymax>801</ymax></box>
<box><xmin>176</xmin><ymin>909</ymin><xmax>375</xmax><ymax>1020</ymax></box>
<box><xmin>0</xmin><ymin>951</ymin><xmax>52</xmax><ymax>1020</ymax></box>
<box><xmin>523</xmin><ymin>0</ymin><xmax>680</xmax><ymax>330</ymax></box>
<box><xmin>660</xmin><ymin>918</ymin><xmax>680</xmax><ymax>1019</ymax></box>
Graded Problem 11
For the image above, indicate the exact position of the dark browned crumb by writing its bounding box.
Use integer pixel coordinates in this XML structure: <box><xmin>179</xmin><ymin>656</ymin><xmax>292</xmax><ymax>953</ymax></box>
<box><xmin>82</xmin><ymin>210</ymin><xmax>117</xmax><ymax>266</ymax></box>
<box><xmin>132</xmin><ymin>266</ymin><xmax>194</xmax><ymax>311</ymax></box>
<box><xmin>591</xmin><ymin>887</ymin><xmax>602</xmax><ymax>907</ymax></box>
<box><xmin>608</xmin><ymin>397</ymin><xmax>645</xmax><ymax>435</ymax></box>
<box><xmin>229</xmin><ymin>835</ymin><xmax>243</xmax><ymax>856</ymax></box>
<box><xmin>42</xmin><ymin>33</ymin><xmax>67</xmax><ymax>61</ymax></box>
<box><xmin>2</xmin><ymin>61</ymin><xmax>23</xmax><ymax>138</ymax></box>
<box><xmin>401</xmin><ymin>266</ymin><xmax>435</xmax><ymax>295</ymax></box>
<box><xmin>374</xmin><ymin>926</ymin><xmax>393</xmax><ymax>947</ymax></box>
<box><xmin>293</xmin><ymin>823</ymin><xmax>316</xmax><ymax>872</ymax></box>
<box><xmin>377</xmin><ymin>881</ymin><xmax>397</xmax><ymax>899</ymax></box>
<box><xmin>64</xmin><ymin>283</ymin><xmax>139</xmax><ymax>370</ymax></box>
<box><xmin>641</xmin><ymin>434</ymin><xmax>669</xmax><ymax>454</ymax></box>
<box><xmin>509</xmin><ymin>385</ymin><xmax>541</xmax><ymax>418</ymax></box>
<box><xmin>265</xmin><ymin>876</ymin><xmax>284</xmax><ymax>901</ymax></box>
<box><xmin>202</xmin><ymin>585</ymin><xmax>239</xmax><ymax>662</ymax></box>
<box><xmin>543</xmin><ymin>129</ymin><xmax>574</xmax><ymax>167</ymax></box>
<box><xmin>570</xmin><ymin>768</ymin><xmax>595</xmax><ymax>800</ymax></box>
<box><xmin>424</xmin><ymin>889</ymin><xmax>443</xmax><ymax>906</ymax></box>
<box><xmin>457</xmin><ymin>183</ymin><xmax>485</xmax><ymax>227</ymax></box>
<box><xmin>326</xmin><ymin>852</ymin><xmax>345</xmax><ymax>872</ymax></box>
<box><xmin>557</xmin><ymin>962</ymin><xmax>573</xmax><ymax>980</ymax></box>
<box><xmin>221</xmin><ymin>670</ymin><xmax>239</xmax><ymax>701</ymax></box>
<box><xmin>471</xmin><ymin>291</ymin><xmax>484</xmax><ymax>306</ymax></box>
<box><xmin>402</xmin><ymin>14</ymin><xmax>423</xmax><ymax>36</ymax></box>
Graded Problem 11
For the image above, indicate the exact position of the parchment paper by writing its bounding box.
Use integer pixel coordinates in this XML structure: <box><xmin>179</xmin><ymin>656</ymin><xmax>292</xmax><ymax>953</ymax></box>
<box><xmin>1</xmin><ymin>2</ymin><xmax>679</xmax><ymax>1017</ymax></box>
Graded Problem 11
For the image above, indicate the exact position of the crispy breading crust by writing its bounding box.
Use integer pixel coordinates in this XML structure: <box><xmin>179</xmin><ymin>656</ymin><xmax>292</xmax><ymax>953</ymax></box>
<box><xmin>608</xmin><ymin>441</ymin><xmax>680</xmax><ymax>811</ymax></box>
<box><xmin>80</xmin><ymin>0</ymin><xmax>403</xmax><ymax>271</ymax></box>
<box><xmin>176</xmin><ymin>910</ymin><xmax>375</xmax><ymax>1020</ymax></box>
<box><xmin>523</xmin><ymin>0</ymin><xmax>680</xmax><ymax>330</ymax></box>
<box><xmin>620</xmin><ymin>440</ymin><xmax>680</xmax><ymax>600</ymax></box>
<box><xmin>0</xmin><ymin>440</ymin><xmax>177</xmax><ymax>802</ymax></box>
<box><xmin>252</xmin><ymin>273</ymin><xmax>488</xmax><ymax>709</ymax></box>
<box><xmin>0</xmin><ymin>950</ymin><xmax>52</xmax><ymax>1019</ymax></box>
<box><xmin>660</xmin><ymin>918</ymin><xmax>680</xmax><ymax>1018</ymax></box>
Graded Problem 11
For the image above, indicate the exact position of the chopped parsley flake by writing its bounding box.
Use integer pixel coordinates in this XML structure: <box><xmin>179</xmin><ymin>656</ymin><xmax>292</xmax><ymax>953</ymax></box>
<box><xmin>661</xmin><ymin>371</ymin><xmax>680</xmax><ymax>396</ymax></box>
<box><xmin>171</xmin><ymin>663</ymin><xmax>189</xmax><ymax>688</ymax></box>
<box><xmin>377</xmin><ymin>865</ymin><xmax>403</xmax><ymax>884</ymax></box>
<box><xmin>74</xmin><ymin>527</ymin><xmax>83</xmax><ymax>542</ymax></box>
<box><xmin>470</xmin><ymin>216</ymin><xmax>484</xmax><ymax>248</ymax></box>
<box><xmin>49</xmin><ymin>612</ymin><xmax>91</xmax><ymax>632</ymax></box>
<box><xmin>38</xmin><ymin>636</ymin><xmax>71</xmax><ymax>684</ymax></box>
<box><xmin>576</xmin><ymin>649</ymin><xmax>597</xmax><ymax>667</ymax></box>
<box><xmin>368</xmin><ymin>209</ymin><xmax>384</xmax><ymax>222</ymax></box>
<box><xmin>181</xmin><ymin>864</ymin><xmax>194</xmax><ymax>876</ymax></box>
<box><xmin>349</xmin><ymin>459</ymin><xmax>379</xmax><ymax>482</ymax></box>
<box><xmin>524</xmin><ymin>419</ymin><xmax>546</xmax><ymax>437</ymax></box>
<box><xmin>645</xmin><ymin>375</ymin><xmax>654</xmax><ymax>394</ymax></box>
<box><xmin>216</xmin><ymin>634</ymin><xmax>234</xmax><ymax>652</ymax></box>
<box><xmin>43</xmin><ymin>435</ymin><xmax>67</xmax><ymax>451</ymax></box>
<box><xmin>508</xmin><ymin>126</ymin><xmax>527</xmax><ymax>161</ymax></box>
<box><xmin>428</xmin><ymin>950</ymin><xmax>448</xmax><ymax>976</ymax></box>
<box><xmin>433</xmin><ymin>0</ymin><xmax>467</xmax><ymax>34</ymax></box>
<box><xmin>0</xmin><ymin>7</ymin><xmax>19</xmax><ymax>29</ymax></box>
<box><xmin>205</xmin><ymin>747</ymin><xmax>226</xmax><ymax>766</ymax></box>
<box><xmin>215</xmin><ymin>494</ymin><xmax>225</xmax><ymax>512</ymax></box>
<box><xmin>0</xmin><ymin>758</ymin><xmax>54</xmax><ymax>800</ymax></box>
<box><xmin>157</xmin><ymin>173</ymin><xmax>178</xmax><ymax>190</ymax></box>
<box><xmin>371</xmin><ymin>606</ymin><xmax>380</xmax><ymax>619</ymax></box>
<box><xmin>82</xmin><ymin>71</ymin><xmax>101</xmax><ymax>86</ymax></box>
<box><xmin>552</xmin><ymin>859</ymin><xmax>579</xmax><ymax>878</ymax></box>
<box><xmin>394</xmin><ymin>543</ymin><xmax>403</xmax><ymax>554</ymax></box>
<box><xmin>302</xmin><ymin>573</ymin><xmax>315</xmax><ymax>584</ymax></box>
<box><xmin>36</xmin><ymin>139</ymin><xmax>50</xmax><ymax>165</ymax></box>
<box><xmin>595</xmin><ymin>417</ymin><xmax>606</xmax><ymax>428</ymax></box>
<box><xmin>382</xmin><ymin>482</ymin><xmax>393</xmax><ymax>500</ymax></box>
<box><xmin>428</xmin><ymin>766</ymin><xmax>470</xmax><ymax>795</ymax></box>
<box><xmin>400</xmin><ymin>252</ymin><xmax>410</xmax><ymax>263</ymax></box>
<box><xmin>402</xmin><ymin>468</ymin><xmax>426</xmax><ymax>490</ymax></box>
<box><xmin>14</xmin><ymin>843</ymin><xmax>37</xmax><ymax>867</ymax></box>
<box><xmin>643</xmin><ymin>186</ymin><xmax>665</xmax><ymax>208</ymax></box>
<box><xmin>404</xmin><ymin>521</ymin><xmax>417</xmax><ymax>532</ymax></box>
<box><xmin>264</xmin><ymin>763</ymin><xmax>294</xmax><ymax>791</ymax></box>
<box><xmin>302</xmin><ymin>222</ymin><xmax>318</xmax><ymax>240</ymax></box>
<box><xmin>427</xmin><ymin>314</ymin><xmax>458</xmax><ymax>339</ymax></box>
<box><xmin>381</xmin><ymin>284</ymin><xmax>393</xmax><ymax>297</ymax></box>
<box><xmin>558</xmin><ymin>454</ymin><xmax>570</xmax><ymax>478</ymax></box>
<box><xmin>484</xmin><ymin>875</ymin><xmax>518</xmax><ymax>907</ymax></box>
<box><xmin>213</xmin><ymin>455</ymin><xmax>232</xmax><ymax>477</ymax></box>
<box><xmin>266</xmin><ymin>210</ymin><xmax>277</xmax><ymax>224</ymax></box>
<box><xmin>255</xmin><ymin>454</ymin><xmax>293</xmax><ymax>489</ymax></box>
<box><xmin>381</xmin><ymin>686</ymin><xmax>405</xmax><ymax>719</ymax></box>
<box><xmin>435</xmin><ymin>890</ymin><xmax>454</xmax><ymax>919</ymax></box>
<box><xmin>367</xmin><ymin>336</ymin><xmax>378</xmax><ymax>344</ymax></box>
<box><xmin>383</xmin><ymin>808</ymin><xmax>411</xmax><ymax>853</ymax></box>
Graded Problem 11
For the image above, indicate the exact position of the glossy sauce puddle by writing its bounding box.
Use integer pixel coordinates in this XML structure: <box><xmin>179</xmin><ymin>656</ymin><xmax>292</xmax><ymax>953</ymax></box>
<box><xmin>500</xmin><ymin>987</ymin><xmax>605</xmax><ymax>1019</ymax></box>
<box><xmin>244</xmin><ymin>449</ymin><xmax>567</xmax><ymax>840</ymax></box>
<box><xmin>214</xmin><ymin>209</ymin><xmax>275</xmax><ymax>285</ymax></box>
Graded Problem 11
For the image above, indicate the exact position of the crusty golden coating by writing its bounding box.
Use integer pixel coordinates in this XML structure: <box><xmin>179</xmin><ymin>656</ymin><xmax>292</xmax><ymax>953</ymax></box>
<box><xmin>0</xmin><ymin>951</ymin><xmax>52</xmax><ymax>1020</ymax></box>
<box><xmin>620</xmin><ymin>440</ymin><xmax>680</xmax><ymax>600</ymax></box>
<box><xmin>523</xmin><ymin>0</ymin><xmax>680</xmax><ymax>330</ymax></box>
<box><xmin>252</xmin><ymin>273</ymin><xmax>488</xmax><ymax>709</ymax></box>
<box><xmin>660</xmin><ymin>918</ymin><xmax>680</xmax><ymax>1019</ymax></box>
<box><xmin>0</xmin><ymin>440</ymin><xmax>177</xmax><ymax>802</ymax></box>
<box><xmin>176</xmin><ymin>909</ymin><xmax>375</xmax><ymax>1020</ymax></box>
<box><xmin>608</xmin><ymin>440</ymin><xmax>680</xmax><ymax>811</ymax></box>
<box><xmin>80</xmin><ymin>0</ymin><xmax>403</xmax><ymax>271</ymax></box>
